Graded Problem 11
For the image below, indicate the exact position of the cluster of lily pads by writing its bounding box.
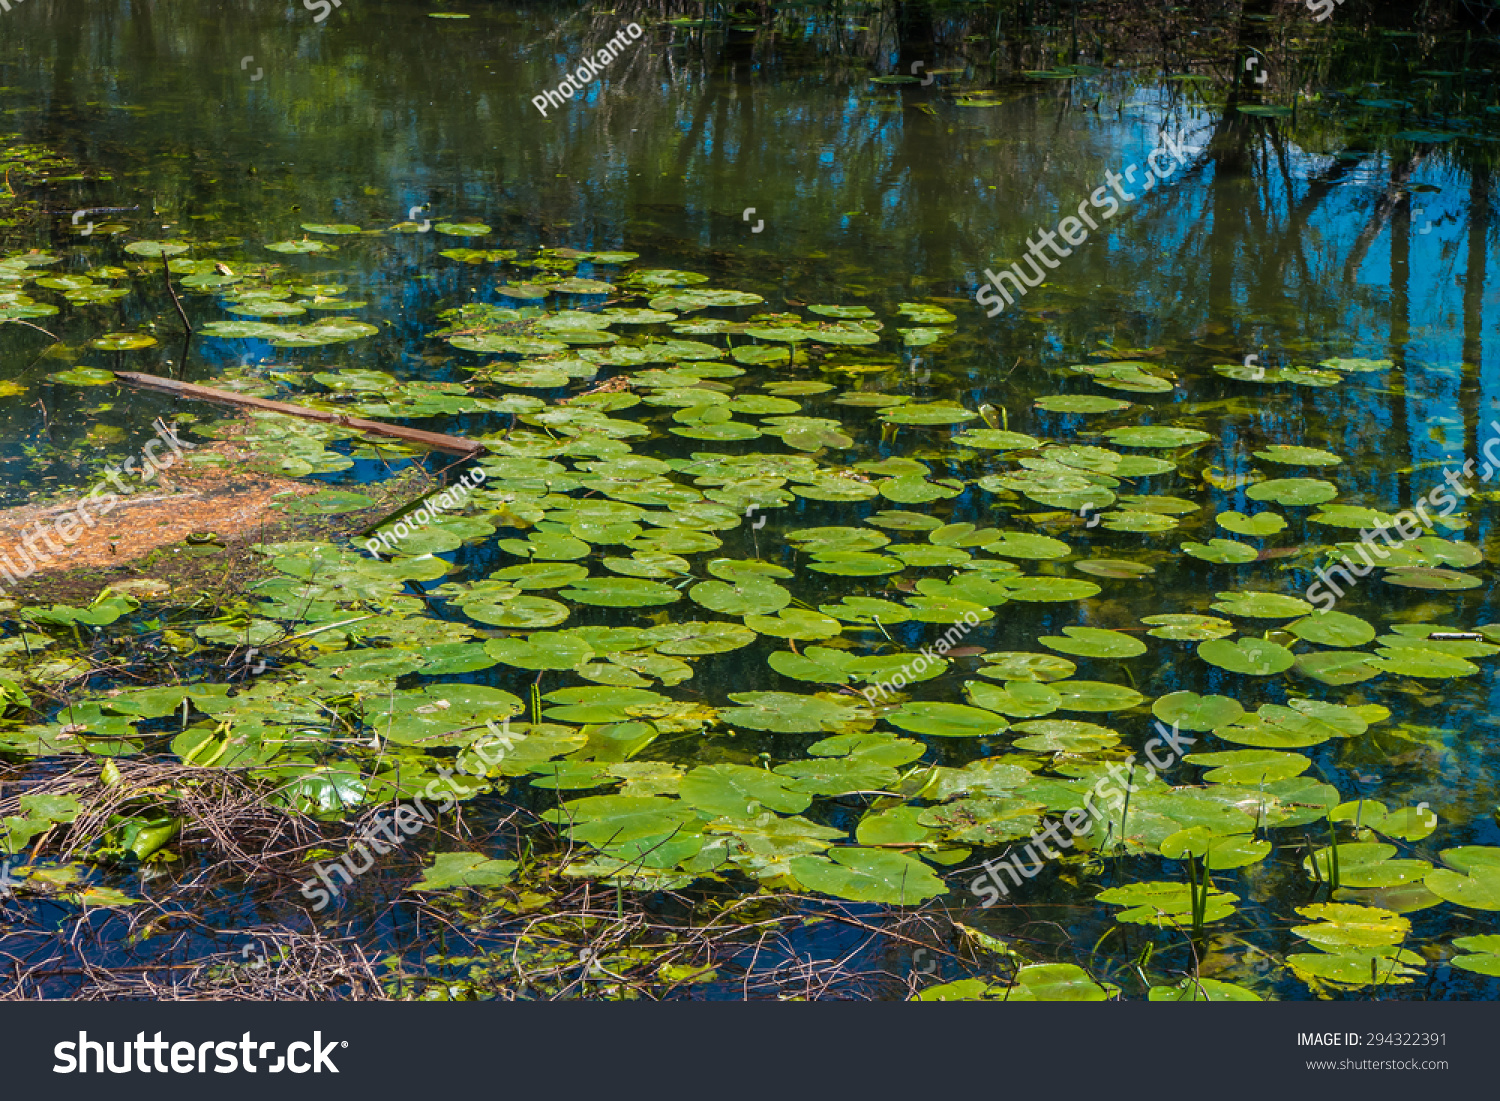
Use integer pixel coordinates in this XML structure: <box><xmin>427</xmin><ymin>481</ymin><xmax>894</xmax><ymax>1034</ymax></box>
<box><xmin>4</xmin><ymin>229</ymin><xmax>1500</xmax><ymax>1000</ymax></box>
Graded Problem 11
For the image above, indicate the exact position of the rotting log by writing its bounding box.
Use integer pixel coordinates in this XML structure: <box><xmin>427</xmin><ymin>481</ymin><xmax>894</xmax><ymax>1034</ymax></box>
<box><xmin>112</xmin><ymin>372</ymin><xmax>488</xmax><ymax>458</ymax></box>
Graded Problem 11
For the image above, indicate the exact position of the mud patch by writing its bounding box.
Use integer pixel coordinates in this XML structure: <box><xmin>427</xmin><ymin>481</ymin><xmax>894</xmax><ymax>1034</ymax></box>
<box><xmin>0</xmin><ymin>440</ymin><xmax>318</xmax><ymax>580</ymax></box>
<box><xmin>0</xmin><ymin>436</ymin><xmax>428</xmax><ymax>607</ymax></box>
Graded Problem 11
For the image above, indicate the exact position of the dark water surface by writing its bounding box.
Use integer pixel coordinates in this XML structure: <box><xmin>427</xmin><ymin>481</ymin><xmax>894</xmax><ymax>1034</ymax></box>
<box><xmin>2</xmin><ymin>1</ymin><xmax>1500</xmax><ymax>1000</ymax></box>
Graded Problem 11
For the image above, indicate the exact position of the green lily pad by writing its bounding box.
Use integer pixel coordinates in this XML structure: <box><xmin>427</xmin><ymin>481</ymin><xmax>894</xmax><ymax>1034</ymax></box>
<box><xmin>1216</xmin><ymin>510</ymin><xmax>1287</xmax><ymax>537</ymax></box>
<box><xmin>1287</xmin><ymin>611</ymin><xmax>1376</xmax><ymax>648</ymax></box>
<box><xmin>881</xmin><ymin>401</ymin><xmax>978</xmax><ymax>426</ymax></box>
<box><xmin>265</xmin><ymin>239</ymin><xmax>334</xmax><ymax>254</ymax></box>
<box><xmin>720</xmin><ymin>691</ymin><xmax>864</xmax><ymax>733</ymax></box>
<box><xmin>1184</xmin><ymin>749</ymin><xmax>1309</xmax><ymax>785</ymax></box>
<box><xmin>1148</xmin><ymin>978</ymin><xmax>1261</xmax><ymax>1002</ymax></box>
<box><xmin>1159</xmin><ymin>828</ymin><xmax>1273</xmax><ymax>870</ymax></box>
<box><xmin>1038</xmin><ymin>627</ymin><xmax>1146</xmax><ymax>659</ymax></box>
<box><xmin>1034</xmin><ymin>395</ymin><xmax>1132</xmax><ymax>414</ymax></box>
<box><xmin>49</xmin><ymin>367</ymin><xmax>118</xmax><ymax>385</ymax></box>
<box><xmin>999</xmin><ymin>577</ymin><xmax>1101</xmax><ymax>603</ymax></box>
<box><xmin>1382</xmin><ymin>568</ymin><xmax>1483</xmax><ymax>592</ymax></box>
<box><xmin>985</xmin><ymin>532</ymin><xmax>1072</xmax><ymax>560</ymax></box>
<box><xmin>1102</xmin><ymin>426</ymin><xmax>1212</xmax><ymax>448</ymax></box>
<box><xmin>976</xmin><ymin>652</ymin><xmax>1076</xmax><ymax>682</ymax></box>
<box><xmin>1152</xmin><ymin>691</ymin><xmax>1244</xmax><ymax>732</ymax></box>
<box><xmin>886</xmin><ymin>702</ymin><xmax>1009</xmax><ymax>738</ymax></box>
<box><xmin>1181</xmin><ymin>539</ymin><xmax>1259</xmax><ymax>564</ymax></box>
<box><xmin>124</xmin><ymin>241</ymin><xmax>190</xmax><ymax>257</ymax></box>
<box><xmin>788</xmin><ymin>849</ymin><xmax>945</xmax><ymax>905</ymax></box>
<box><xmin>1295</xmin><ymin>650</ymin><xmax>1384</xmax><ymax>686</ymax></box>
<box><xmin>1449</xmin><ymin>935</ymin><xmax>1500</xmax><ymax>975</ymax></box>
<box><xmin>1210</xmin><ymin>591</ymin><xmax>1315</xmax><ymax>619</ymax></box>
<box><xmin>641</xmin><ymin>622</ymin><xmax>757</xmax><ymax>655</ymax></box>
<box><xmin>1049</xmin><ymin>680</ymin><xmax>1145</xmax><ymax>713</ymax></box>
<box><xmin>558</xmin><ymin>578</ymin><xmax>683</xmax><ymax>608</ymax></box>
<box><xmin>411</xmin><ymin>852</ymin><xmax>518</xmax><ymax>890</ymax></box>
<box><xmin>1255</xmin><ymin>445</ymin><xmax>1342</xmax><ymax>466</ymax></box>
<box><xmin>1287</xmin><ymin>948</ymin><xmax>1424</xmax><ymax>987</ymax></box>
<box><xmin>678</xmin><ymin>764</ymin><xmax>813</xmax><ymax>817</ymax></box>
<box><xmin>1097</xmin><ymin>881</ymin><xmax>1237</xmax><ymax>927</ymax></box>
<box><xmin>89</xmin><ymin>334</ymin><xmax>157</xmax><ymax>351</ymax></box>
<box><xmin>300</xmin><ymin>223</ymin><xmax>364</xmax><ymax>235</ymax></box>
<box><xmin>1306</xmin><ymin>843</ymin><xmax>1432</xmax><ymax>889</ymax></box>
<box><xmin>1073</xmin><ymin>559</ymin><xmax>1156</xmax><ymax>579</ymax></box>
<box><xmin>1141</xmin><ymin>614</ymin><xmax>1235</xmax><ymax>641</ymax></box>
<box><xmin>1246</xmin><ymin>478</ymin><xmax>1338</xmax><ymax>506</ymax></box>
<box><xmin>1370</xmin><ymin>645</ymin><xmax>1479</xmax><ymax>679</ymax></box>
<box><xmin>1197</xmin><ymin>637</ymin><xmax>1295</xmax><ymax>675</ymax></box>
<box><xmin>1292</xmin><ymin>903</ymin><xmax>1410</xmax><ymax>948</ymax></box>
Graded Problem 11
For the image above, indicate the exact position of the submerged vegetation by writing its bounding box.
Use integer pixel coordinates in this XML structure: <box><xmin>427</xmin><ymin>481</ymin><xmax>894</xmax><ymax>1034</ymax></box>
<box><xmin>1</xmin><ymin>0</ymin><xmax>1499</xmax><ymax>1001</ymax></box>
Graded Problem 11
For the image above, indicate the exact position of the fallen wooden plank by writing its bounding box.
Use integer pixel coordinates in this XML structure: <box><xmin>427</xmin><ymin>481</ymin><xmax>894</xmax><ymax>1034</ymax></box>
<box><xmin>112</xmin><ymin>371</ymin><xmax>488</xmax><ymax>458</ymax></box>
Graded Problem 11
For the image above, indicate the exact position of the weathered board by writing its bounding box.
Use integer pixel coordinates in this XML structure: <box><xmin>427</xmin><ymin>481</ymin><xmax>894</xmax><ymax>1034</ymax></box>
<box><xmin>112</xmin><ymin>372</ymin><xmax>488</xmax><ymax>458</ymax></box>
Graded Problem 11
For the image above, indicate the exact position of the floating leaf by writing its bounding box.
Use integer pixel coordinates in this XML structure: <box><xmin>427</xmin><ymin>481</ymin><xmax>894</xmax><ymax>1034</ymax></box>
<box><xmin>89</xmin><ymin>334</ymin><xmax>157</xmax><ymax>351</ymax></box>
<box><xmin>1306</xmin><ymin>844</ymin><xmax>1432</xmax><ymax>889</ymax></box>
<box><xmin>1287</xmin><ymin>611</ymin><xmax>1376</xmax><ymax>648</ymax></box>
<box><xmin>1181</xmin><ymin>539</ymin><xmax>1259</xmax><ymax>564</ymax></box>
<box><xmin>1210</xmin><ymin>591</ymin><xmax>1315</xmax><ymax>619</ymax></box>
<box><xmin>1038</xmin><ymin>627</ymin><xmax>1146</xmax><ymax>659</ymax></box>
<box><xmin>124</xmin><ymin>241</ymin><xmax>190</xmax><ymax>257</ymax></box>
<box><xmin>1255</xmin><ymin>445</ymin><xmax>1342</xmax><ymax>466</ymax></box>
<box><xmin>787</xmin><ymin>849</ymin><xmax>945</xmax><ymax>905</ymax></box>
<box><xmin>265</xmin><ymin>239</ymin><xmax>334</xmax><ymax>254</ymax></box>
<box><xmin>1103</xmin><ymin>426</ymin><xmax>1212</xmax><ymax>448</ymax></box>
<box><xmin>1246</xmin><ymin>478</ymin><xmax>1338</xmax><ymax>506</ymax></box>
<box><xmin>1216</xmin><ymin>510</ymin><xmax>1287</xmax><ymax>537</ymax></box>
<box><xmin>881</xmin><ymin>402</ymin><xmax>977</xmax><ymax>425</ymax></box>
<box><xmin>1295</xmin><ymin>650</ymin><xmax>1384</xmax><ymax>686</ymax></box>
<box><xmin>1097</xmin><ymin>881</ymin><xmax>1237</xmax><ymax>926</ymax></box>
<box><xmin>976</xmin><ymin>652</ymin><xmax>1076</xmax><ymax>682</ymax></box>
<box><xmin>886</xmin><ymin>702</ymin><xmax>1009</xmax><ymax>738</ymax></box>
<box><xmin>678</xmin><ymin>764</ymin><xmax>812</xmax><ymax>817</ymax></box>
<box><xmin>49</xmin><ymin>367</ymin><xmax>117</xmax><ymax>385</ymax></box>
<box><xmin>411</xmin><ymin>853</ymin><xmax>518</xmax><ymax>890</ymax></box>
<box><xmin>1141</xmin><ymin>614</ymin><xmax>1235</xmax><ymax>641</ymax></box>
<box><xmin>1152</xmin><ymin>691</ymin><xmax>1244</xmax><ymax>732</ymax></box>
<box><xmin>1034</xmin><ymin>395</ymin><xmax>1132</xmax><ymax>414</ymax></box>
<box><xmin>1197</xmin><ymin>637</ymin><xmax>1295</xmax><ymax>675</ymax></box>
<box><xmin>301</xmin><ymin>223</ymin><xmax>364</xmax><ymax>235</ymax></box>
<box><xmin>558</xmin><ymin>578</ymin><xmax>683</xmax><ymax>608</ymax></box>
<box><xmin>720</xmin><ymin>691</ymin><xmax>863</xmax><ymax>733</ymax></box>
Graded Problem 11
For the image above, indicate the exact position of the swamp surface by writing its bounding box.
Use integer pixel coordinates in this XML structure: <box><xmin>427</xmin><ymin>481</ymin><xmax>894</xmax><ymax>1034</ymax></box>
<box><xmin>0</xmin><ymin>0</ymin><xmax>1498</xmax><ymax>1001</ymax></box>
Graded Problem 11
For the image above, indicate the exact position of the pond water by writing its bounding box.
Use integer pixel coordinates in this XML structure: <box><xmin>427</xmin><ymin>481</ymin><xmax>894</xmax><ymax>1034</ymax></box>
<box><xmin>1</xmin><ymin>0</ymin><xmax>1499</xmax><ymax>1001</ymax></box>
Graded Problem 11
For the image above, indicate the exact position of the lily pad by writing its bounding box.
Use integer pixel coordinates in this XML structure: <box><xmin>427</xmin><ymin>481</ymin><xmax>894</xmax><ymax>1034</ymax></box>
<box><xmin>88</xmin><ymin>334</ymin><xmax>157</xmax><ymax>351</ymax></box>
<box><xmin>1246</xmin><ymin>478</ymin><xmax>1338</xmax><ymax>506</ymax></box>
<box><xmin>1197</xmin><ymin>637</ymin><xmax>1295</xmax><ymax>676</ymax></box>
<box><xmin>1038</xmin><ymin>627</ymin><xmax>1146</xmax><ymax>659</ymax></box>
